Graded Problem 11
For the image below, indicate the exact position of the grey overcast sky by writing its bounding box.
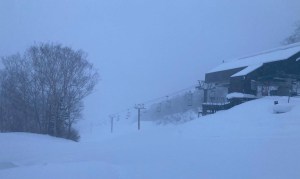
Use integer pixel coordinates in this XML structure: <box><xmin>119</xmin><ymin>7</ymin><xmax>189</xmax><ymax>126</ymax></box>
<box><xmin>1</xmin><ymin>0</ymin><xmax>300</xmax><ymax>121</ymax></box>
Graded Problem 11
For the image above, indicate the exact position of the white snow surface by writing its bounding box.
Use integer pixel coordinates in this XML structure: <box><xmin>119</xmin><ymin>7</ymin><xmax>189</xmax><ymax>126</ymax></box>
<box><xmin>209</xmin><ymin>42</ymin><xmax>300</xmax><ymax>73</ymax></box>
<box><xmin>231</xmin><ymin>63</ymin><xmax>263</xmax><ymax>77</ymax></box>
<box><xmin>226</xmin><ymin>92</ymin><xmax>257</xmax><ymax>99</ymax></box>
<box><xmin>1</xmin><ymin>97</ymin><xmax>300</xmax><ymax>179</ymax></box>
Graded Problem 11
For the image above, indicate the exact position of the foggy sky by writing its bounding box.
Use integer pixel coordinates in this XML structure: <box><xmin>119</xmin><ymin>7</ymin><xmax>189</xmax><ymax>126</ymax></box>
<box><xmin>1</xmin><ymin>0</ymin><xmax>300</xmax><ymax>122</ymax></box>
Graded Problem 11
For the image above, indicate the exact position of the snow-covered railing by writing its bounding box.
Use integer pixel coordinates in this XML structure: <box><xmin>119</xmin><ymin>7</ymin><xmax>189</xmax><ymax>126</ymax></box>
<box><xmin>226</xmin><ymin>92</ymin><xmax>257</xmax><ymax>99</ymax></box>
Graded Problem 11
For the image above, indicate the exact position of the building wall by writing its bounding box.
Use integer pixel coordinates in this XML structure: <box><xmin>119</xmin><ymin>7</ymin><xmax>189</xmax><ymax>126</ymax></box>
<box><xmin>205</xmin><ymin>51</ymin><xmax>300</xmax><ymax>97</ymax></box>
<box><xmin>205</xmin><ymin>67</ymin><xmax>245</xmax><ymax>84</ymax></box>
<box><xmin>245</xmin><ymin>53</ymin><xmax>300</xmax><ymax>96</ymax></box>
<box><xmin>248</xmin><ymin>52</ymin><xmax>300</xmax><ymax>81</ymax></box>
<box><xmin>228</xmin><ymin>76</ymin><xmax>257</xmax><ymax>95</ymax></box>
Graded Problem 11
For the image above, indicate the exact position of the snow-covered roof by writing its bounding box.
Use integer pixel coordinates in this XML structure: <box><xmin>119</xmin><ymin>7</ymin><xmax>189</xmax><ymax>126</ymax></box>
<box><xmin>231</xmin><ymin>64</ymin><xmax>263</xmax><ymax>77</ymax></box>
<box><xmin>209</xmin><ymin>42</ymin><xmax>300</xmax><ymax>73</ymax></box>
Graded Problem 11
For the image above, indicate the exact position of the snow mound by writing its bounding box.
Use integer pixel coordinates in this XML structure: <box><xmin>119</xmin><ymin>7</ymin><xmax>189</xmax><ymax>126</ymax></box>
<box><xmin>273</xmin><ymin>103</ymin><xmax>294</xmax><ymax>113</ymax></box>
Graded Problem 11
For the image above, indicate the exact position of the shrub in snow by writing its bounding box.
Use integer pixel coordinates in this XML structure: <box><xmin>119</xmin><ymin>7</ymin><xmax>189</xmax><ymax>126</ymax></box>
<box><xmin>65</xmin><ymin>128</ymin><xmax>80</xmax><ymax>142</ymax></box>
<box><xmin>142</xmin><ymin>90</ymin><xmax>203</xmax><ymax>123</ymax></box>
<box><xmin>155</xmin><ymin>111</ymin><xmax>197</xmax><ymax>125</ymax></box>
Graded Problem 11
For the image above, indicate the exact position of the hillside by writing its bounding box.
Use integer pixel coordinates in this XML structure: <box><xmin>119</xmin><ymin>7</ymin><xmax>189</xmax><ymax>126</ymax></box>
<box><xmin>1</xmin><ymin>97</ymin><xmax>300</xmax><ymax>179</ymax></box>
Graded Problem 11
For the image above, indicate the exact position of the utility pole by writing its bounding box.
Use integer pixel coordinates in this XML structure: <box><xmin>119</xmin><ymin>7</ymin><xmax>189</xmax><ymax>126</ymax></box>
<box><xmin>135</xmin><ymin>104</ymin><xmax>145</xmax><ymax>130</ymax></box>
<box><xmin>109</xmin><ymin>115</ymin><xmax>115</xmax><ymax>133</ymax></box>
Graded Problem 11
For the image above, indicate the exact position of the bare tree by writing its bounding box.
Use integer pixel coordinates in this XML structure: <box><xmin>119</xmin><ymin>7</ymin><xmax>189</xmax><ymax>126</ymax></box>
<box><xmin>0</xmin><ymin>54</ymin><xmax>35</xmax><ymax>132</ymax></box>
<box><xmin>0</xmin><ymin>43</ymin><xmax>99</xmax><ymax>141</ymax></box>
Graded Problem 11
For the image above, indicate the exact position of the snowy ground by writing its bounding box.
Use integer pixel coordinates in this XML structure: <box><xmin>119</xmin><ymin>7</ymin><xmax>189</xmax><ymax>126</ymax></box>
<box><xmin>1</xmin><ymin>97</ymin><xmax>300</xmax><ymax>179</ymax></box>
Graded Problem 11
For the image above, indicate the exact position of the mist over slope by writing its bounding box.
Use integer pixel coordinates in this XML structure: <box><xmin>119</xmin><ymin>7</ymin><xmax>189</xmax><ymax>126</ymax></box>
<box><xmin>2</xmin><ymin>1</ymin><xmax>300</xmax><ymax>121</ymax></box>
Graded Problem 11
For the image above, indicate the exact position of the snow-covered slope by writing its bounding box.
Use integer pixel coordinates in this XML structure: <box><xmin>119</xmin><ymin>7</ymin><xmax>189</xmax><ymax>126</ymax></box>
<box><xmin>1</xmin><ymin>97</ymin><xmax>300</xmax><ymax>179</ymax></box>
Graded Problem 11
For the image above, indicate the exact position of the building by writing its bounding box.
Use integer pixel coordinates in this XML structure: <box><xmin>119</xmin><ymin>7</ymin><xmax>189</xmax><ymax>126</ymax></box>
<box><xmin>204</xmin><ymin>43</ymin><xmax>300</xmax><ymax>103</ymax></box>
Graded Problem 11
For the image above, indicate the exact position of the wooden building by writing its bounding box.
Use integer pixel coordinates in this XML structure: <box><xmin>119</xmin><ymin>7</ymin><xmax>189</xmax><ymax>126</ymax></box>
<box><xmin>205</xmin><ymin>43</ymin><xmax>300</xmax><ymax>102</ymax></box>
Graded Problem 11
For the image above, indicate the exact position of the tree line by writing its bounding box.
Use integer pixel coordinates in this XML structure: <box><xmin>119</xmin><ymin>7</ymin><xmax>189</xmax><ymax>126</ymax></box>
<box><xmin>0</xmin><ymin>43</ymin><xmax>98</xmax><ymax>141</ymax></box>
<box><xmin>284</xmin><ymin>21</ymin><xmax>300</xmax><ymax>45</ymax></box>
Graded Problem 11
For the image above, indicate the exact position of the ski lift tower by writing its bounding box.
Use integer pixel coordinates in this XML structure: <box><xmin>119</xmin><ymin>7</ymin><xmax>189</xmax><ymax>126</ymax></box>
<box><xmin>196</xmin><ymin>80</ymin><xmax>215</xmax><ymax>103</ymax></box>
